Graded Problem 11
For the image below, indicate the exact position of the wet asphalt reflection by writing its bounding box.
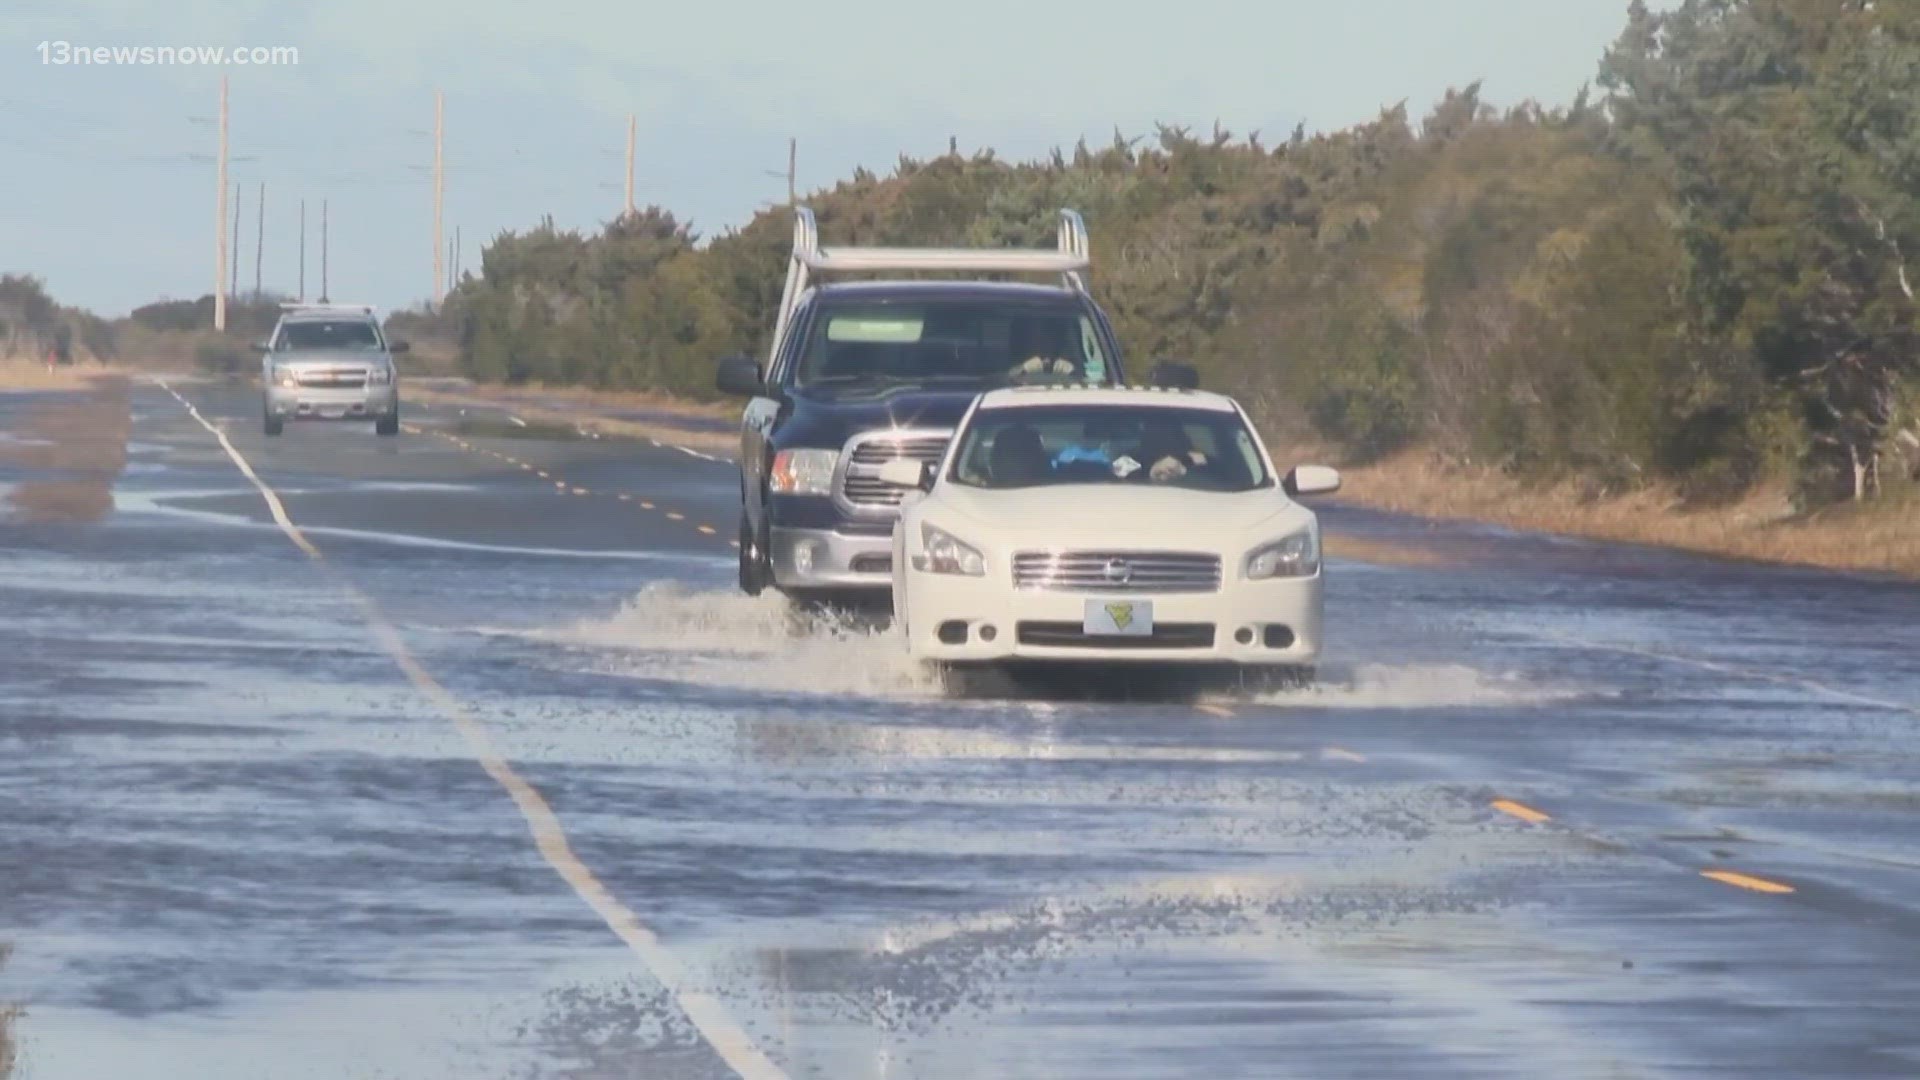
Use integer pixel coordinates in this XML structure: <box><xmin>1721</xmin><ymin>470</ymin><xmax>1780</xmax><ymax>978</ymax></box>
<box><xmin>1</xmin><ymin>382</ymin><xmax>1917</xmax><ymax>1079</ymax></box>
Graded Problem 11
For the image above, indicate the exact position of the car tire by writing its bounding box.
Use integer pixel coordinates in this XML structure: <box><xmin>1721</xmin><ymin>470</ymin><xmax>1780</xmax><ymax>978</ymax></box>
<box><xmin>264</xmin><ymin>413</ymin><xmax>283</xmax><ymax>437</ymax></box>
<box><xmin>375</xmin><ymin>409</ymin><xmax>400</xmax><ymax>437</ymax></box>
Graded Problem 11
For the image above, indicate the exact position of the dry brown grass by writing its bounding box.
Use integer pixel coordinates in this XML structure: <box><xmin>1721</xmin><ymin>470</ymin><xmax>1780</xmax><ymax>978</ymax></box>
<box><xmin>0</xmin><ymin>942</ymin><xmax>16</xmax><ymax>1079</ymax></box>
<box><xmin>1290</xmin><ymin>441</ymin><xmax>1920</xmax><ymax>578</ymax></box>
<box><xmin>2</xmin><ymin>375</ymin><xmax>130</xmax><ymax>523</ymax></box>
<box><xmin>0</xmin><ymin>357</ymin><xmax>129</xmax><ymax>391</ymax></box>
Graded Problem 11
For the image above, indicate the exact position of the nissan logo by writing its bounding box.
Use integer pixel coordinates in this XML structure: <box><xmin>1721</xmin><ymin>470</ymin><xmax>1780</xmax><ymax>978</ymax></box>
<box><xmin>1103</xmin><ymin>558</ymin><xmax>1132</xmax><ymax>584</ymax></box>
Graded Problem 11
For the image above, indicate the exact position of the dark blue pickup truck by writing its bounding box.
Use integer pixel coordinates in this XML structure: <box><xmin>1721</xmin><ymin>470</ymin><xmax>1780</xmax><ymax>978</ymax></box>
<box><xmin>715</xmin><ymin>208</ymin><xmax>1194</xmax><ymax>602</ymax></box>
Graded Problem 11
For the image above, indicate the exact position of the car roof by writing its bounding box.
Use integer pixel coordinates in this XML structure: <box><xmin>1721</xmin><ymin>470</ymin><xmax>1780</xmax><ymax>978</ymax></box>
<box><xmin>278</xmin><ymin>305</ymin><xmax>379</xmax><ymax>324</ymax></box>
<box><xmin>811</xmin><ymin>280</ymin><xmax>1084</xmax><ymax>304</ymax></box>
<box><xmin>974</xmin><ymin>385</ymin><xmax>1239</xmax><ymax>413</ymax></box>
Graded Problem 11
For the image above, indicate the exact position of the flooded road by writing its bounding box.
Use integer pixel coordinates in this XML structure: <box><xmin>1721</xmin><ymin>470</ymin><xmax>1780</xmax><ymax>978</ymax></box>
<box><xmin>2</xmin><ymin>379</ymin><xmax>1917</xmax><ymax>1079</ymax></box>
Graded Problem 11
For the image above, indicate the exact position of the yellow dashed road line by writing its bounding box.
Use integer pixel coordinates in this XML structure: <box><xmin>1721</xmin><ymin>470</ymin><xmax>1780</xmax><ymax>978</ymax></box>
<box><xmin>1702</xmin><ymin>869</ymin><xmax>1796</xmax><ymax>895</ymax></box>
<box><xmin>1491</xmin><ymin>799</ymin><xmax>1551</xmax><ymax>825</ymax></box>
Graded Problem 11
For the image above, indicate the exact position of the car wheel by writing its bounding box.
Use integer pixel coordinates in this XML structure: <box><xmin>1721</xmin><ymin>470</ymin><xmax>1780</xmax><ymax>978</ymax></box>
<box><xmin>264</xmin><ymin>413</ymin><xmax>283</xmax><ymax>437</ymax></box>
<box><xmin>375</xmin><ymin>410</ymin><xmax>400</xmax><ymax>437</ymax></box>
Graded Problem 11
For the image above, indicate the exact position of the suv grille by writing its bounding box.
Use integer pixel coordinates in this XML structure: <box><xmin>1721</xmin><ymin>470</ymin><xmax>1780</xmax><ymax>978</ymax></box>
<box><xmin>1012</xmin><ymin>551</ymin><xmax>1222</xmax><ymax>594</ymax></box>
<box><xmin>840</xmin><ymin>433</ymin><xmax>950</xmax><ymax>509</ymax></box>
<box><xmin>1016</xmin><ymin>622</ymin><xmax>1217</xmax><ymax>650</ymax></box>
<box><xmin>296</xmin><ymin>368</ymin><xmax>369</xmax><ymax>388</ymax></box>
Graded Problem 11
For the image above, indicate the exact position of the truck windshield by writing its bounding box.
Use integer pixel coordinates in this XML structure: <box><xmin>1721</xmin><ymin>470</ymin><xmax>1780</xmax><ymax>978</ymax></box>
<box><xmin>793</xmin><ymin>299</ymin><xmax>1113</xmax><ymax>389</ymax></box>
<box><xmin>949</xmin><ymin>404</ymin><xmax>1272</xmax><ymax>492</ymax></box>
<box><xmin>277</xmin><ymin>320</ymin><xmax>384</xmax><ymax>351</ymax></box>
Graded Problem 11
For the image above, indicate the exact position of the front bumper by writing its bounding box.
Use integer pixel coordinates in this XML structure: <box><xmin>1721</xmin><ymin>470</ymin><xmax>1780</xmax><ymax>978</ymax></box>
<box><xmin>769</xmin><ymin>526</ymin><xmax>893</xmax><ymax>590</ymax></box>
<box><xmin>266</xmin><ymin>385</ymin><xmax>397</xmax><ymax>419</ymax></box>
<box><xmin>900</xmin><ymin>569</ymin><xmax>1322</xmax><ymax>666</ymax></box>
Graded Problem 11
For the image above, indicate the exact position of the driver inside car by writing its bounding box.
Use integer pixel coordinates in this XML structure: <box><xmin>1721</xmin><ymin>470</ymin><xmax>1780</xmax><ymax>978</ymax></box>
<box><xmin>1139</xmin><ymin>423</ymin><xmax>1209</xmax><ymax>483</ymax></box>
<box><xmin>1006</xmin><ymin>322</ymin><xmax>1081</xmax><ymax>383</ymax></box>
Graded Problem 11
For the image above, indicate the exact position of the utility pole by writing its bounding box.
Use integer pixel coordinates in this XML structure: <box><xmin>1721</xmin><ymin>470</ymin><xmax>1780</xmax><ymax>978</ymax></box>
<box><xmin>432</xmin><ymin>89</ymin><xmax>444</xmax><ymax>305</ymax></box>
<box><xmin>254</xmin><ymin>181</ymin><xmax>265</xmax><ymax>298</ymax></box>
<box><xmin>624</xmin><ymin>113</ymin><xmax>636</xmax><ymax>218</ymax></box>
<box><xmin>231</xmin><ymin>181</ymin><xmax>242</xmax><ymax>299</ymax></box>
<box><xmin>298</xmin><ymin>199</ymin><xmax>306</xmax><ymax>300</ymax></box>
<box><xmin>787</xmin><ymin>136</ymin><xmax>797</xmax><ymax>207</ymax></box>
<box><xmin>214</xmin><ymin>75</ymin><xmax>228</xmax><ymax>330</ymax></box>
<box><xmin>320</xmin><ymin>199</ymin><xmax>329</xmax><ymax>303</ymax></box>
<box><xmin>453</xmin><ymin>226</ymin><xmax>462</xmax><ymax>287</ymax></box>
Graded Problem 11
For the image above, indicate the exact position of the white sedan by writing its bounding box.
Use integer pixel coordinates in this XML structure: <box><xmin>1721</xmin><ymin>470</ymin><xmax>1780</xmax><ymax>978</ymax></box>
<box><xmin>884</xmin><ymin>386</ymin><xmax>1340</xmax><ymax>679</ymax></box>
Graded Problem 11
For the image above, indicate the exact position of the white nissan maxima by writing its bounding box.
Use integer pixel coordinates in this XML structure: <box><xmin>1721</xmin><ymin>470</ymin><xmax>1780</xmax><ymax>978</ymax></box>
<box><xmin>884</xmin><ymin>386</ymin><xmax>1341</xmax><ymax>680</ymax></box>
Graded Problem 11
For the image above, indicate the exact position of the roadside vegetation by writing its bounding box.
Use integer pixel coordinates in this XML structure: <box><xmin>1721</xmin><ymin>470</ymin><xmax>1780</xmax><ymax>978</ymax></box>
<box><xmin>1</xmin><ymin>943</ymin><xmax>16</xmax><ymax>1078</ymax></box>
<box><xmin>423</xmin><ymin>0</ymin><xmax>1916</xmax><ymax>554</ymax></box>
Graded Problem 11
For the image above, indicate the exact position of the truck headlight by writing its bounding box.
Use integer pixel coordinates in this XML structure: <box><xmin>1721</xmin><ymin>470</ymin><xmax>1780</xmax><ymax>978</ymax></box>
<box><xmin>914</xmin><ymin>523</ymin><xmax>985</xmax><ymax>577</ymax></box>
<box><xmin>367</xmin><ymin>365</ymin><xmax>393</xmax><ymax>385</ymax></box>
<box><xmin>274</xmin><ymin>366</ymin><xmax>298</xmax><ymax>388</ymax></box>
<box><xmin>1244</xmin><ymin>528</ymin><xmax>1319</xmax><ymax>579</ymax></box>
<box><xmin>768</xmin><ymin>448</ymin><xmax>839</xmax><ymax>495</ymax></box>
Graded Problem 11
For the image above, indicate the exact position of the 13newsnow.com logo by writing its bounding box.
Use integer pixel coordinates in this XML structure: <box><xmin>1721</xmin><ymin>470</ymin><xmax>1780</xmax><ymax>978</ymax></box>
<box><xmin>37</xmin><ymin>42</ymin><xmax>301</xmax><ymax>66</ymax></box>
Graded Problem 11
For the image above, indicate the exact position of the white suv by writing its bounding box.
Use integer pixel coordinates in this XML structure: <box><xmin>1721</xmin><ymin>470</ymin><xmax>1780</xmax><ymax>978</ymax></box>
<box><xmin>259</xmin><ymin>303</ymin><xmax>406</xmax><ymax>437</ymax></box>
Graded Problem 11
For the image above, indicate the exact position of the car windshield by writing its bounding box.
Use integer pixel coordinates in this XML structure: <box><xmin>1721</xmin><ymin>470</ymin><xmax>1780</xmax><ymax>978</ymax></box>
<box><xmin>277</xmin><ymin>320</ymin><xmax>383</xmax><ymax>351</ymax></box>
<box><xmin>793</xmin><ymin>299</ymin><xmax>1113</xmax><ymax>389</ymax></box>
<box><xmin>949</xmin><ymin>404</ymin><xmax>1271</xmax><ymax>492</ymax></box>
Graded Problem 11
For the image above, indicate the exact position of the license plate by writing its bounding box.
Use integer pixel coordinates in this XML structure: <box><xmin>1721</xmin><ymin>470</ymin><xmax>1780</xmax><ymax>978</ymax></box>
<box><xmin>1084</xmin><ymin>598</ymin><xmax>1153</xmax><ymax>637</ymax></box>
<box><xmin>318</xmin><ymin>407</ymin><xmax>347</xmax><ymax>418</ymax></box>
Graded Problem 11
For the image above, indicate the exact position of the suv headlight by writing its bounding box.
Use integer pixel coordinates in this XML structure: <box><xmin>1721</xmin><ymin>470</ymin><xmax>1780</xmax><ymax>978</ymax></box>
<box><xmin>367</xmin><ymin>365</ymin><xmax>393</xmax><ymax>385</ymax></box>
<box><xmin>768</xmin><ymin>448</ymin><xmax>839</xmax><ymax>495</ymax></box>
<box><xmin>913</xmin><ymin>523</ymin><xmax>985</xmax><ymax>576</ymax></box>
<box><xmin>1244</xmin><ymin>528</ymin><xmax>1319</xmax><ymax>579</ymax></box>
<box><xmin>274</xmin><ymin>366</ymin><xmax>298</xmax><ymax>388</ymax></box>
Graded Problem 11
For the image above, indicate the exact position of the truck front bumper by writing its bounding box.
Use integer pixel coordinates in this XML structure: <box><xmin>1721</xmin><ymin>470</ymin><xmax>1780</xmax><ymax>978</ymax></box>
<box><xmin>768</xmin><ymin>526</ymin><xmax>893</xmax><ymax>591</ymax></box>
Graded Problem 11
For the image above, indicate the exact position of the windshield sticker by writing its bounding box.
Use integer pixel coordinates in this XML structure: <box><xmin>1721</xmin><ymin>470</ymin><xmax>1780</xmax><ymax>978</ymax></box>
<box><xmin>1111</xmin><ymin>455</ymin><xmax>1141</xmax><ymax>478</ymax></box>
<box><xmin>826</xmin><ymin>316</ymin><xmax>924</xmax><ymax>343</ymax></box>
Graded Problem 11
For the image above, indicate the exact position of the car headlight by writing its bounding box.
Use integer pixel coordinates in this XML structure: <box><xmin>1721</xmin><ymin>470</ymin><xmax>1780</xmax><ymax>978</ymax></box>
<box><xmin>913</xmin><ymin>523</ymin><xmax>985</xmax><ymax>576</ymax></box>
<box><xmin>768</xmin><ymin>448</ymin><xmax>839</xmax><ymax>495</ymax></box>
<box><xmin>1244</xmin><ymin>528</ymin><xmax>1320</xmax><ymax>579</ymax></box>
<box><xmin>367</xmin><ymin>365</ymin><xmax>393</xmax><ymax>385</ymax></box>
<box><xmin>274</xmin><ymin>366</ymin><xmax>298</xmax><ymax>388</ymax></box>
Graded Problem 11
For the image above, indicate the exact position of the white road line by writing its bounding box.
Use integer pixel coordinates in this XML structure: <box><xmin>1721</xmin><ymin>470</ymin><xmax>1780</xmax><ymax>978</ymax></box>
<box><xmin>156</xmin><ymin>380</ymin><xmax>789</xmax><ymax>1080</ymax></box>
<box><xmin>508</xmin><ymin>415</ymin><xmax>528</xmax><ymax>427</ymax></box>
<box><xmin>672</xmin><ymin>445</ymin><xmax>728</xmax><ymax>464</ymax></box>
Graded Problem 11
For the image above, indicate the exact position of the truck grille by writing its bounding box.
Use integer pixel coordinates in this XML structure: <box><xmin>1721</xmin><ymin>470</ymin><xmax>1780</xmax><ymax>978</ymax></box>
<box><xmin>839</xmin><ymin>432</ymin><xmax>950</xmax><ymax>510</ymax></box>
<box><xmin>297</xmin><ymin>368</ymin><xmax>368</xmax><ymax>388</ymax></box>
<box><xmin>1012</xmin><ymin>551</ymin><xmax>1222</xmax><ymax>594</ymax></box>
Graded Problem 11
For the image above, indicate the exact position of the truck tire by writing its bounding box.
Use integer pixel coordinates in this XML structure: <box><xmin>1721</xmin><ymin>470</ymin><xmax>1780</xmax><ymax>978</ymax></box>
<box><xmin>375</xmin><ymin>408</ymin><xmax>400</xmax><ymax>437</ymax></box>
<box><xmin>264</xmin><ymin>413</ymin><xmax>283</xmax><ymax>437</ymax></box>
<box><xmin>737</xmin><ymin>515</ymin><xmax>766</xmax><ymax>596</ymax></box>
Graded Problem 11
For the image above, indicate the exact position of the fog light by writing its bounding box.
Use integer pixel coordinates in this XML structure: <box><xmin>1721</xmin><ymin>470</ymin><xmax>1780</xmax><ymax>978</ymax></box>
<box><xmin>793</xmin><ymin>541</ymin><xmax>818</xmax><ymax>577</ymax></box>
<box><xmin>1263</xmin><ymin>624</ymin><xmax>1295</xmax><ymax>649</ymax></box>
<box><xmin>1234</xmin><ymin>626</ymin><xmax>1255</xmax><ymax>645</ymax></box>
<box><xmin>937</xmin><ymin>621</ymin><xmax>968</xmax><ymax>645</ymax></box>
<box><xmin>978</xmin><ymin>624</ymin><xmax>997</xmax><ymax>642</ymax></box>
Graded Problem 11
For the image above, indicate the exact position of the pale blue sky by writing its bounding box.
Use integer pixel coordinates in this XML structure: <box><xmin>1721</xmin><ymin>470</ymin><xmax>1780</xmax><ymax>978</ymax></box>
<box><xmin>4</xmin><ymin>0</ymin><xmax>1655</xmax><ymax>315</ymax></box>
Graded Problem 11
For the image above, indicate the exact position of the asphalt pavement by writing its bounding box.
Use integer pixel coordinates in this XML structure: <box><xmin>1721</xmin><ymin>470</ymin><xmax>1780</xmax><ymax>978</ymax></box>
<box><xmin>1</xmin><ymin>378</ymin><xmax>1917</xmax><ymax>1079</ymax></box>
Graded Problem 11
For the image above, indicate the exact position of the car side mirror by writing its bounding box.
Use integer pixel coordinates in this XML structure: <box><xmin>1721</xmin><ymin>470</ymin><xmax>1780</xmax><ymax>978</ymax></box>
<box><xmin>716</xmin><ymin>355</ymin><xmax>764</xmax><ymax>397</ymax></box>
<box><xmin>252</xmin><ymin>340</ymin><xmax>274</xmax><ymax>352</ymax></box>
<box><xmin>388</xmin><ymin>340</ymin><xmax>412</xmax><ymax>354</ymax></box>
<box><xmin>1148</xmin><ymin>361</ymin><xmax>1199</xmax><ymax>390</ymax></box>
<box><xmin>1284</xmin><ymin>464</ymin><xmax>1342</xmax><ymax>497</ymax></box>
<box><xmin>878</xmin><ymin>458</ymin><xmax>932</xmax><ymax>491</ymax></box>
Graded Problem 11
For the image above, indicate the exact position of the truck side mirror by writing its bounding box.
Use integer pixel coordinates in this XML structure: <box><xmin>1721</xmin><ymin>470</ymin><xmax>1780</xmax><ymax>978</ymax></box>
<box><xmin>1148</xmin><ymin>361</ymin><xmax>1199</xmax><ymax>389</ymax></box>
<box><xmin>388</xmin><ymin>340</ymin><xmax>412</xmax><ymax>354</ymax></box>
<box><xmin>716</xmin><ymin>355</ymin><xmax>763</xmax><ymax>397</ymax></box>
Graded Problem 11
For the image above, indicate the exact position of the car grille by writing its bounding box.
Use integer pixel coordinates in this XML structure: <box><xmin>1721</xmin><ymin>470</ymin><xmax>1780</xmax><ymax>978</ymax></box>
<box><xmin>296</xmin><ymin>368</ymin><xmax>368</xmax><ymax>388</ymax></box>
<box><xmin>1016</xmin><ymin>622</ymin><xmax>1217</xmax><ymax>650</ymax></box>
<box><xmin>839</xmin><ymin>432</ymin><xmax>950</xmax><ymax>510</ymax></box>
<box><xmin>1011</xmin><ymin>551</ymin><xmax>1222</xmax><ymax>594</ymax></box>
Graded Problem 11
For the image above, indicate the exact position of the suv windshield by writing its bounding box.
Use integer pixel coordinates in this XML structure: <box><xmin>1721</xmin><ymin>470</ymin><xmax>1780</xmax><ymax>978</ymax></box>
<box><xmin>277</xmin><ymin>320</ymin><xmax>384</xmax><ymax>351</ymax></box>
<box><xmin>794</xmin><ymin>298</ymin><xmax>1112</xmax><ymax>389</ymax></box>
<box><xmin>950</xmin><ymin>404</ymin><xmax>1271</xmax><ymax>492</ymax></box>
